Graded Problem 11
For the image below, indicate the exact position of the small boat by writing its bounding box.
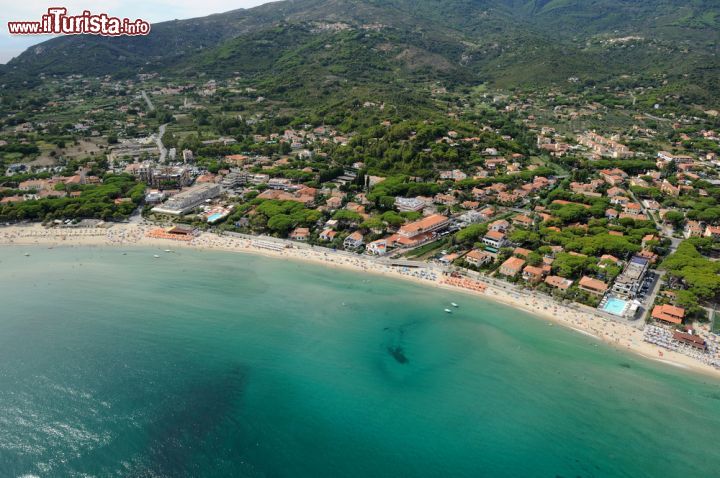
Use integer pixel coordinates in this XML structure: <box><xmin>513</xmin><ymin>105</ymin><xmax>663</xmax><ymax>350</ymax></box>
<box><xmin>24</xmin><ymin>253</ymin><xmax>30</xmax><ymax>257</ymax></box>
<box><xmin>451</xmin><ymin>302</ymin><xmax>459</xmax><ymax>308</ymax></box>
<box><xmin>122</xmin><ymin>252</ymin><xmax>127</xmax><ymax>255</ymax></box>
<box><xmin>164</xmin><ymin>249</ymin><xmax>173</xmax><ymax>253</ymax></box>
<box><xmin>153</xmin><ymin>254</ymin><xmax>160</xmax><ymax>258</ymax></box>
<box><xmin>444</xmin><ymin>308</ymin><xmax>452</xmax><ymax>314</ymax></box>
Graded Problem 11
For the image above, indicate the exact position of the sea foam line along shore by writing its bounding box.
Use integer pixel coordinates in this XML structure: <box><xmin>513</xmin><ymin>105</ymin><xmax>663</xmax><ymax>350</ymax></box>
<box><xmin>2</xmin><ymin>223</ymin><xmax>719</xmax><ymax>379</ymax></box>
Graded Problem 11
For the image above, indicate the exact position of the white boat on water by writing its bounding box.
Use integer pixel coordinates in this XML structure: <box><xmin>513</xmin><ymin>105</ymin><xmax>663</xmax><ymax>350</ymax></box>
<box><xmin>164</xmin><ymin>249</ymin><xmax>173</xmax><ymax>253</ymax></box>
<box><xmin>153</xmin><ymin>254</ymin><xmax>160</xmax><ymax>258</ymax></box>
<box><xmin>24</xmin><ymin>253</ymin><xmax>30</xmax><ymax>257</ymax></box>
<box><xmin>444</xmin><ymin>308</ymin><xmax>452</xmax><ymax>313</ymax></box>
<box><xmin>451</xmin><ymin>302</ymin><xmax>459</xmax><ymax>308</ymax></box>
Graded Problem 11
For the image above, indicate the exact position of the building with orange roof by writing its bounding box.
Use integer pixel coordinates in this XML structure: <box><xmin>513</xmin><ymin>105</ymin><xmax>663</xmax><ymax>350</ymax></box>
<box><xmin>366</xmin><ymin>238</ymin><xmax>388</xmax><ymax>255</ymax></box>
<box><xmin>499</xmin><ymin>257</ymin><xmax>525</xmax><ymax>277</ymax></box>
<box><xmin>512</xmin><ymin>214</ymin><xmax>534</xmax><ymax>228</ymax></box>
<box><xmin>290</xmin><ymin>227</ymin><xmax>310</xmax><ymax>241</ymax></box>
<box><xmin>482</xmin><ymin>230</ymin><xmax>507</xmax><ymax>249</ymax></box>
<box><xmin>224</xmin><ymin>154</ymin><xmax>249</xmax><ymax>165</ymax></box>
<box><xmin>545</xmin><ymin>275</ymin><xmax>573</xmax><ymax>290</ymax></box>
<box><xmin>465</xmin><ymin>249</ymin><xmax>494</xmax><ymax>267</ymax></box>
<box><xmin>319</xmin><ymin>229</ymin><xmax>337</xmax><ymax>241</ymax></box>
<box><xmin>489</xmin><ymin>219</ymin><xmax>510</xmax><ymax>232</ymax></box>
<box><xmin>704</xmin><ymin>225</ymin><xmax>720</xmax><ymax>240</ymax></box>
<box><xmin>343</xmin><ymin>231</ymin><xmax>365</xmax><ymax>249</ymax></box>
<box><xmin>651</xmin><ymin>304</ymin><xmax>685</xmax><ymax>325</ymax></box>
<box><xmin>578</xmin><ymin>276</ymin><xmax>608</xmax><ymax>295</ymax></box>
<box><xmin>397</xmin><ymin>214</ymin><xmax>449</xmax><ymax>239</ymax></box>
<box><xmin>522</xmin><ymin>265</ymin><xmax>544</xmax><ymax>283</ymax></box>
<box><xmin>513</xmin><ymin>247</ymin><xmax>532</xmax><ymax>258</ymax></box>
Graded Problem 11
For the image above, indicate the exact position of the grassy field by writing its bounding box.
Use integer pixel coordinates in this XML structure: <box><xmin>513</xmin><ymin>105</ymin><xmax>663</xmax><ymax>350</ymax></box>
<box><xmin>402</xmin><ymin>237</ymin><xmax>450</xmax><ymax>260</ymax></box>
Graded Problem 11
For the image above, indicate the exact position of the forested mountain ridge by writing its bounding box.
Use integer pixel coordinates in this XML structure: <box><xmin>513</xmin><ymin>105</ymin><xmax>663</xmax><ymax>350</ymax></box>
<box><xmin>2</xmin><ymin>0</ymin><xmax>718</xmax><ymax>104</ymax></box>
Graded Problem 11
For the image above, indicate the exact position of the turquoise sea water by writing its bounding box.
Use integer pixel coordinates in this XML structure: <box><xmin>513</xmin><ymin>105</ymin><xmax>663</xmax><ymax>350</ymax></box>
<box><xmin>0</xmin><ymin>245</ymin><xmax>719</xmax><ymax>477</ymax></box>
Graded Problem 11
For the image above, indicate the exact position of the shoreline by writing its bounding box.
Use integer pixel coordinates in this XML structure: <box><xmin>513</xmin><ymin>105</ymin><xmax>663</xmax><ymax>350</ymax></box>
<box><xmin>2</xmin><ymin>223</ymin><xmax>719</xmax><ymax>379</ymax></box>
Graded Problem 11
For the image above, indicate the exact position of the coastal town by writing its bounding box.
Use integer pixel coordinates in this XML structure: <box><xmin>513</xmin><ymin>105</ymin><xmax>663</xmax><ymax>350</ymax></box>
<box><xmin>4</xmin><ymin>1</ymin><xmax>720</xmax><ymax>476</ymax></box>
<box><xmin>1</xmin><ymin>73</ymin><xmax>719</xmax><ymax>375</ymax></box>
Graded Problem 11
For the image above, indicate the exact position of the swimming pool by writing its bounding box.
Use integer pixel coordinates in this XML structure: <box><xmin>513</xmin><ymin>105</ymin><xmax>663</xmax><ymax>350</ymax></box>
<box><xmin>207</xmin><ymin>213</ymin><xmax>225</xmax><ymax>223</ymax></box>
<box><xmin>601</xmin><ymin>297</ymin><xmax>628</xmax><ymax>316</ymax></box>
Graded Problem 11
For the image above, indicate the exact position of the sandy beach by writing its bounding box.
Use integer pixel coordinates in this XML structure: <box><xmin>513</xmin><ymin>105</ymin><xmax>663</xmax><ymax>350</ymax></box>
<box><xmin>2</xmin><ymin>222</ymin><xmax>719</xmax><ymax>379</ymax></box>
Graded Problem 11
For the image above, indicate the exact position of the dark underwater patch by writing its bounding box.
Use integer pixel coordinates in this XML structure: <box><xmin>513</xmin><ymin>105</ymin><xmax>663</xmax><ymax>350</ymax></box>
<box><xmin>387</xmin><ymin>346</ymin><xmax>409</xmax><ymax>364</ymax></box>
<box><xmin>131</xmin><ymin>364</ymin><xmax>250</xmax><ymax>476</ymax></box>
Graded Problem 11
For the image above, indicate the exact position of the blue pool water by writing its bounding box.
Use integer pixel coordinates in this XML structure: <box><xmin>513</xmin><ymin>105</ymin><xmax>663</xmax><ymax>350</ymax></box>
<box><xmin>602</xmin><ymin>297</ymin><xmax>628</xmax><ymax>316</ymax></box>
<box><xmin>207</xmin><ymin>213</ymin><xmax>225</xmax><ymax>223</ymax></box>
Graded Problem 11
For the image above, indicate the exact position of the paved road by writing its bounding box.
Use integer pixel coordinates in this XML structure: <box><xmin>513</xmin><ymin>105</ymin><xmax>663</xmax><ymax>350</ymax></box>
<box><xmin>628</xmin><ymin>189</ymin><xmax>659</xmax><ymax>229</ymax></box>
<box><xmin>643</xmin><ymin>112</ymin><xmax>670</xmax><ymax>122</ymax></box>
<box><xmin>141</xmin><ymin>90</ymin><xmax>155</xmax><ymax>111</ymax></box>
<box><xmin>140</xmin><ymin>90</ymin><xmax>166</xmax><ymax>161</ymax></box>
<box><xmin>627</xmin><ymin>189</ymin><xmax>682</xmax><ymax>253</ymax></box>
<box><xmin>155</xmin><ymin>123</ymin><xmax>168</xmax><ymax>163</ymax></box>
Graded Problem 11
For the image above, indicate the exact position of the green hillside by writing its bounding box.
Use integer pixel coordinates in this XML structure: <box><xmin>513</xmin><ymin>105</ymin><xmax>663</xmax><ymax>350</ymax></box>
<box><xmin>1</xmin><ymin>0</ymin><xmax>718</xmax><ymax>104</ymax></box>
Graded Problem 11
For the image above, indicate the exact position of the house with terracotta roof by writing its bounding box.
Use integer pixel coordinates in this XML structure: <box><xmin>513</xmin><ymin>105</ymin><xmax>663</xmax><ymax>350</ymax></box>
<box><xmin>0</xmin><ymin>195</ymin><xmax>23</xmax><ymax>204</ymax></box>
<box><xmin>366</xmin><ymin>239</ymin><xmax>388</xmax><ymax>255</ymax></box>
<box><xmin>482</xmin><ymin>230</ymin><xmax>507</xmax><ymax>249</ymax></box>
<box><xmin>623</xmin><ymin>202</ymin><xmax>642</xmax><ymax>214</ymax></box>
<box><xmin>684</xmin><ymin>220</ymin><xmax>704</xmax><ymax>238</ymax></box>
<box><xmin>325</xmin><ymin>196</ymin><xmax>342</xmax><ymax>210</ymax></box>
<box><xmin>489</xmin><ymin>219</ymin><xmax>509</xmax><ymax>233</ymax></box>
<box><xmin>484</xmin><ymin>157</ymin><xmax>507</xmax><ymax>170</ymax></box>
<box><xmin>471</xmin><ymin>187</ymin><xmax>487</xmax><ymax>199</ymax></box>
<box><xmin>319</xmin><ymin>229</ymin><xmax>337</xmax><ymax>241</ymax></box>
<box><xmin>257</xmin><ymin>189</ymin><xmax>314</xmax><ymax>206</ymax></box>
<box><xmin>599</xmin><ymin>254</ymin><xmax>621</xmax><ymax>267</ymax></box>
<box><xmin>578</xmin><ymin>276</ymin><xmax>608</xmax><ymax>295</ymax></box>
<box><xmin>513</xmin><ymin>247</ymin><xmax>532</xmax><ymax>258</ymax></box>
<box><xmin>660</xmin><ymin>180</ymin><xmax>680</xmax><ymax>197</ymax></box>
<box><xmin>497</xmin><ymin>191</ymin><xmax>519</xmax><ymax>204</ymax></box>
<box><xmin>434</xmin><ymin>193</ymin><xmax>457</xmax><ymax>206</ymax></box>
<box><xmin>610</xmin><ymin>196</ymin><xmax>630</xmax><ymax>207</ymax></box>
<box><xmin>704</xmin><ymin>225</ymin><xmax>720</xmax><ymax>240</ymax></box>
<box><xmin>479</xmin><ymin>207</ymin><xmax>495</xmax><ymax>220</ymax></box>
<box><xmin>499</xmin><ymin>257</ymin><xmax>525</xmax><ymax>277</ymax></box>
<box><xmin>439</xmin><ymin>252</ymin><xmax>462</xmax><ymax>265</ymax></box>
<box><xmin>512</xmin><ymin>214</ymin><xmax>534</xmax><ymax>228</ymax></box>
<box><xmin>465</xmin><ymin>249</ymin><xmax>494</xmax><ymax>267</ymax></box>
<box><xmin>18</xmin><ymin>179</ymin><xmax>53</xmax><ymax>191</ymax></box>
<box><xmin>651</xmin><ymin>304</ymin><xmax>685</xmax><ymax>325</ymax></box>
<box><xmin>522</xmin><ymin>265</ymin><xmax>544</xmax><ymax>283</ymax></box>
<box><xmin>637</xmin><ymin>249</ymin><xmax>659</xmax><ymax>263</ymax></box>
<box><xmin>642</xmin><ymin>234</ymin><xmax>658</xmax><ymax>248</ymax></box>
<box><xmin>619</xmin><ymin>212</ymin><xmax>648</xmax><ymax>222</ymax></box>
<box><xmin>606</xmin><ymin>186</ymin><xmax>625</xmax><ymax>197</ymax></box>
<box><xmin>290</xmin><ymin>227</ymin><xmax>310</xmax><ymax>241</ymax></box>
<box><xmin>397</xmin><ymin>214</ymin><xmax>449</xmax><ymax>239</ymax></box>
<box><xmin>343</xmin><ymin>231</ymin><xmax>365</xmax><ymax>249</ymax></box>
<box><xmin>345</xmin><ymin>202</ymin><xmax>365</xmax><ymax>214</ymax></box>
<box><xmin>545</xmin><ymin>275</ymin><xmax>573</xmax><ymax>290</ymax></box>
